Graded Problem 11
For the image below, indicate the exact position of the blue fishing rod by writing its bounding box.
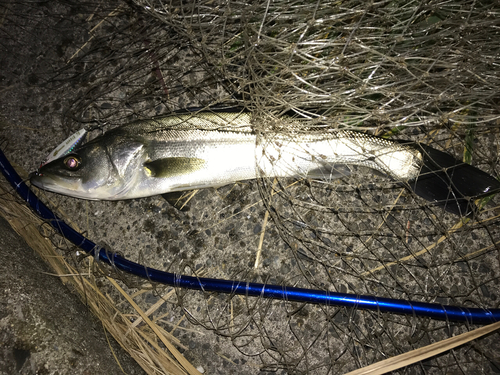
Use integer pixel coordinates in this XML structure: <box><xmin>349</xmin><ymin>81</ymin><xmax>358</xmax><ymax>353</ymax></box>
<box><xmin>1</xmin><ymin>148</ymin><xmax>498</xmax><ymax>325</ymax></box>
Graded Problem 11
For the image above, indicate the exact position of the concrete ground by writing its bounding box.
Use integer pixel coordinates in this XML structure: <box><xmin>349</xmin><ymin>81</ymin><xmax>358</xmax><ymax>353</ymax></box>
<box><xmin>0</xmin><ymin>216</ymin><xmax>145</xmax><ymax>375</ymax></box>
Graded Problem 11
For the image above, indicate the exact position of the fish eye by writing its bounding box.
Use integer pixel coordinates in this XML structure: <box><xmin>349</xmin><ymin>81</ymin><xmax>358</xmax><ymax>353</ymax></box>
<box><xmin>63</xmin><ymin>155</ymin><xmax>81</xmax><ymax>170</ymax></box>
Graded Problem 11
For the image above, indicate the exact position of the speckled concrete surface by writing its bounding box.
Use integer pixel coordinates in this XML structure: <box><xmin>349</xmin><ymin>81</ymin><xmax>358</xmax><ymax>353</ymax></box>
<box><xmin>1</xmin><ymin>1</ymin><xmax>500</xmax><ymax>374</ymax></box>
<box><xmin>0</xmin><ymin>216</ymin><xmax>145</xmax><ymax>375</ymax></box>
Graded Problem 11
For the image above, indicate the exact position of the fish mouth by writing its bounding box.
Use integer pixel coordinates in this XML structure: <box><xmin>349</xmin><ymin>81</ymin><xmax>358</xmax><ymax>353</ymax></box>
<box><xmin>29</xmin><ymin>171</ymin><xmax>91</xmax><ymax>200</ymax></box>
<box><xmin>30</xmin><ymin>171</ymin><xmax>51</xmax><ymax>189</ymax></box>
<box><xmin>29</xmin><ymin>171</ymin><xmax>59</xmax><ymax>191</ymax></box>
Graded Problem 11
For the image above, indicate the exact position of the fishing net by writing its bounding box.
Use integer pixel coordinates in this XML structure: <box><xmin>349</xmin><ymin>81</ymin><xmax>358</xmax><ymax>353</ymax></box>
<box><xmin>1</xmin><ymin>0</ymin><xmax>500</xmax><ymax>374</ymax></box>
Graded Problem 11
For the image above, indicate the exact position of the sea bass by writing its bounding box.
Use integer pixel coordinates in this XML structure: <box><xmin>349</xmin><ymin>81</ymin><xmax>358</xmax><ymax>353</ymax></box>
<box><xmin>30</xmin><ymin>111</ymin><xmax>500</xmax><ymax>216</ymax></box>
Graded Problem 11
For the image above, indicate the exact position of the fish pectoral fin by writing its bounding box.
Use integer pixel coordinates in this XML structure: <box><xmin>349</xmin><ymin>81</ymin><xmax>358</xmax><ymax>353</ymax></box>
<box><xmin>144</xmin><ymin>157</ymin><xmax>206</xmax><ymax>178</ymax></box>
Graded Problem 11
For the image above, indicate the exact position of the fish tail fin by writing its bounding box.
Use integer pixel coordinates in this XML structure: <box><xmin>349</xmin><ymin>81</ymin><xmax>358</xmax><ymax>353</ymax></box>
<box><xmin>406</xmin><ymin>144</ymin><xmax>500</xmax><ymax>216</ymax></box>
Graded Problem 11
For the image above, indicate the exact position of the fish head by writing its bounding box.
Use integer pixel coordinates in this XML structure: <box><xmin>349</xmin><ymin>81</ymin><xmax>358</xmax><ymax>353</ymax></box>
<box><xmin>30</xmin><ymin>136</ymin><xmax>145</xmax><ymax>200</ymax></box>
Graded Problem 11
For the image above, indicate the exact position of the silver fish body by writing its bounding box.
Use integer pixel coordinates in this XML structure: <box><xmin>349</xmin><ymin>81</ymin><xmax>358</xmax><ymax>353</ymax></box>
<box><xmin>30</xmin><ymin>111</ymin><xmax>422</xmax><ymax>200</ymax></box>
<box><xmin>30</xmin><ymin>111</ymin><xmax>500</xmax><ymax>216</ymax></box>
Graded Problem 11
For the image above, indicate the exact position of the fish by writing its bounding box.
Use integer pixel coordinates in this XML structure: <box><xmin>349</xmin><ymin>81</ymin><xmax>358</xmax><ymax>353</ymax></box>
<box><xmin>30</xmin><ymin>110</ymin><xmax>500</xmax><ymax>216</ymax></box>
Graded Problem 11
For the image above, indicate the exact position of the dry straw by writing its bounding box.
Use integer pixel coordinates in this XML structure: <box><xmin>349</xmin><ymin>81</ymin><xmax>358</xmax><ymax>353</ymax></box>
<box><xmin>0</xmin><ymin>170</ymin><xmax>200</xmax><ymax>375</ymax></box>
<box><xmin>1</xmin><ymin>167</ymin><xmax>498</xmax><ymax>374</ymax></box>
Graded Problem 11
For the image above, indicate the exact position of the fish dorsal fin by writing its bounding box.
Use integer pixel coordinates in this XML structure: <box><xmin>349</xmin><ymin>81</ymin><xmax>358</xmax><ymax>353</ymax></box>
<box><xmin>144</xmin><ymin>157</ymin><xmax>206</xmax><ymax>178</ymax></box>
